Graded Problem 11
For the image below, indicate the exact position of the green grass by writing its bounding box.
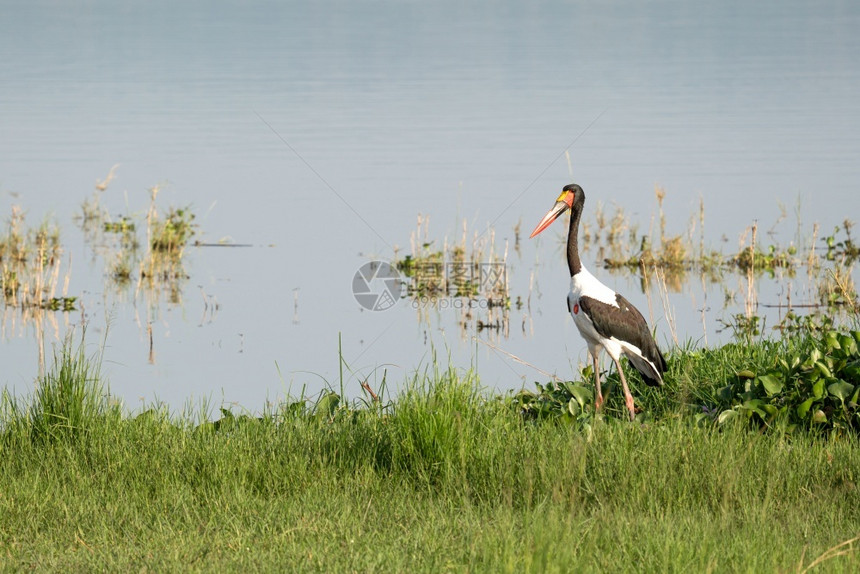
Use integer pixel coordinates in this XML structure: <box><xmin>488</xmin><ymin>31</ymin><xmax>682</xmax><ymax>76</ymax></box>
<box><xmin>1</xmin><ymin>336</ymin><xmax>860</xmax><ymax>572</ymax></box>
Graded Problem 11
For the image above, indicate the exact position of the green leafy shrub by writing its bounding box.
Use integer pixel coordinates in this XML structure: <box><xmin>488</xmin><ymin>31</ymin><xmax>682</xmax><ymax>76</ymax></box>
<box><xmin>511</xmin><ymin>380</ymin><xmax>594</xmax><ymax>426</ymax></box>
<box><xmin>712</xmin><ymin>329</ymin><xmax>860</xmax><ymax>434</ymax></box>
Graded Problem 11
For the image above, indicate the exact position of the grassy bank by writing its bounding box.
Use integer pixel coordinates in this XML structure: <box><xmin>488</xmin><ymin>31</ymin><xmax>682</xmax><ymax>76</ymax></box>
<box><xmin>1</xmin><ymin>335</ymin><xmax>860</xmax><ymax>572</ymax></box>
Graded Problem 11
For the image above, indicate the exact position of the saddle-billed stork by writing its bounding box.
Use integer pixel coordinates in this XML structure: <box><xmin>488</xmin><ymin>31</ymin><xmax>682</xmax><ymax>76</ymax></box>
<box><xmin>530</xmin><ymin>184</ymin><xmax>666</xmax><ymax>420</ymax></box>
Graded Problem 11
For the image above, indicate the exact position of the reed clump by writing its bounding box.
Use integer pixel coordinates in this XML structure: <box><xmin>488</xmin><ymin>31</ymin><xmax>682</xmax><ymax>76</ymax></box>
<box><xmin>393</xmin><ymin>214</ymin><xmax>512</xmax><ymax>335</ymax></box>
<box><xmin>394</xmin><ymin>214</ymin><xmax>508</xmax><ymax>304</ymax></box>
<box><xmin>595</xmin><ymin>186</ymin><xmax>858</xmax><ymax>276</ymax></box>
<box><xmin>580</xmin><ymin>185</ymin><xmax>858</xmax><ymax>315</ymax></box>
<box><xmin>77</xmin><ymin>177</ymin><xmax>198</xmax><ymax>306</ymax></box>
<box><xmin>0</xmin><ymin>207</ymin><xmax>75</xmax><ymax>312</ymax></box>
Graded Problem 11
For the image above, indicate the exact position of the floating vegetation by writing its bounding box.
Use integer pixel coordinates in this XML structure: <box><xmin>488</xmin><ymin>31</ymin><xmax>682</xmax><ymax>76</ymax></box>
<box><xmin>42</xmin><ymin>296</ymin><xmax>78</xmax><ymax>312</ymax></box>
<box><xmin>77</xmin><ymin>177</ymin><xmax>199</xmax><ymax>307</ymax></box>
<box><xmin>0</xmin><ymin>167</ymin><xmax>205</xmax><ymax>370</ymax></box>
<box><xmin>574</xmin><ymin>185</ymin><xmax>860</xmax><ymax>330</ymax></box>
<box><xmin>0</xmin><ymin>207</ymin><xmax>74</xmax><ymax>313</ymax></box>
<box><xmin>102</xmin><ymin>216</ymin><xmax>135</xmax><ymax>235</ymax></box>
<box><xmin>147</xmin><ymin>191</ymin><xmax>197</xmax><ymax>253</ymax></box>
<box><xmin>393</xmin><ymin>214</ymin><xmax>511</xmax><ymax>342</ymax></box>
<box><xmin>393</xmin><ymin>214</ymin><xmax>512</xmax><ymax>336</ymax></box>
<box><xmin>395</xmin><ymin>214</ymin><xmax>508</xmax><ymax>305</ymax></box>
<box><xmin>825</xmin><ymin>219</ymin><xmax>859</xmax><ymax>261</ymax></box>
<box><xmin>148</xmin><ymin>205</ymin><xmax>197</xmax><ymax>257</ymax></box>
<box><xmin>589</xmin><ymin>185</ymin><xmax>858</xmax><ymax>278</ymax></box>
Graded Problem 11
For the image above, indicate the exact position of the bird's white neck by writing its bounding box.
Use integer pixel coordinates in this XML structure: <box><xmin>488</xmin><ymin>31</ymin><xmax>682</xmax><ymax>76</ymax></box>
<box><xmin>570</xmin><ymin>266</ymin><xmax>618</xmax><ymax>306</ymax></box>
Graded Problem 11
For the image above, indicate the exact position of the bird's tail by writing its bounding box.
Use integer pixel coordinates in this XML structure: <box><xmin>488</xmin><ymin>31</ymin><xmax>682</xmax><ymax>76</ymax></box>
<box><xmin>627</xmin><ymin>348</ymin><xmax>666</xmax><ymax>387</ymax></box>
<box><xmin>640</xmin><ymin>371</ymin><xmax>664</xmax><ymax>387</ymax></box>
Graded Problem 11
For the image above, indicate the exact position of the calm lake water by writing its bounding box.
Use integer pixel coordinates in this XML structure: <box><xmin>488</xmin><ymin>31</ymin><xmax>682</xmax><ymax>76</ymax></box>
<box><xmin>2</xmin><ymin>0</ymin><xmax>859</xmax><ymax>410</ymax></box>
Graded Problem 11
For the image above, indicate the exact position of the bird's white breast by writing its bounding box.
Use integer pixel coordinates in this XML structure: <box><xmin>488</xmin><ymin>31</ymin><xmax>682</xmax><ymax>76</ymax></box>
<box><xmin>567</xmin><ymin>266</ymin><xmax>618</xmax><ymax>352</ymax></box>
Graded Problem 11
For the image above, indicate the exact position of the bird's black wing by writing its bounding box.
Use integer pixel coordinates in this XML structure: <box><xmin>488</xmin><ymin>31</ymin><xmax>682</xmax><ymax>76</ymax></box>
<box><xmin>578</xmin><ymin>294</ymin><xmax>666</xmax><ymax>384</ymax></box>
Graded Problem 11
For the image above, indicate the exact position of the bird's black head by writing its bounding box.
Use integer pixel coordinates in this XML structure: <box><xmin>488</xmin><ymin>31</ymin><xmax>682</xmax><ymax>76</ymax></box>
<box><xmin>529</xmin><ymin>183</ymin><xmax>585</xmax><ymax>238</ymax></box>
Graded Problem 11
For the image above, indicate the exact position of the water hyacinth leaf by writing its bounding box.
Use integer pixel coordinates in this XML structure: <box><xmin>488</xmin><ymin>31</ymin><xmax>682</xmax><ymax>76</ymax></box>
<box><xmin>718</xmin><ymin>384</ymin><xmax>734</xmax><ymax>402</ymax></box>
<box><xmin>812</xmin><ymin>410</ymin><xmax>827</xmax><ymax>424</ymax></box>
<box><xmin>565</xmin><ymin>383</ymin><xmax>593</xmax><ymax>408</ymax></box>
<box><xmin>828</xmin><ymin>381</ymin><xmax>855</xmax><ymax>401</ymax></box>
<box><xmin>761</xmin><ymin>404</ymin><xmax>778</xmax><ymax>417</ymax></box>
<box><xmin>797</xmin><ymin>397</ymin><xmax>815</xmax><ymax>419</ymax></box>
<box><xmin>805</xmin><ymin>371</ymin><xmax>822</xmax><ymax>388</ymax></box>
<box><xmin>737</xmin><ymin>369</ymin><xmax>756</xmax><ymax>380</ymax></box>
<box><xmin>809</xmin><ymin>348</ymin><xmax>822</xmax><ymax>364</ymax></box>
<box><xmin>838</xmin><ymin>334</ymin><xmax>858</xmax><ymax>357</ymax></box>
<box><xmin>285</xmin><ymin>400</ymin><xmax>307</xmax><ymax>417</ymax></box>
<box><xmin>844</xmin><ymin>363</ymin><xmax>860</xmax><ymax>383</ymax></box>
<box><xmin>196</xmin><ymin>421</ymin><xmax>215</xmax><ymax>434</ymax></box>
<box><xmin>568</xmin><ymin>398</ymin><xmax>581</xmax><ymax>417</ymax></box>
<box><xmin>718</xmin><ymin>409</ymin><xmax>738</xmax><ymax>425</ymax></box>
<box><xmin>315</xmin><ymin>392</ymin><xmax>340</xmax><ymax>419</ymax></box>
<box><xmin>815</xmin><ymin>361</ymin><xmax>833</xmax><ymax>379</ymax></box>
<box><xmin>742</xmin><ymin>399</ymin><xmax>767</xmax><ymax>418</ymax></box>
<box><xmin>758</xmin><ymin>374</ymin><xmax>783</xmax><ymax>396</ymax></box>
<box><xmin>825</xmin><ymin>331</ymin><xmax>841</xmax><ymax>350</ymax></box>
<box><xmin>813</xmin><ymin>379</ymin><xmax>826</xmax><ymax>399</ymax></box>
<box><xmin>212</xmin><ymin>408</ymin><xmax>236</xmax><ymax>431</ymax></box>
<box><xmin>135</xmin><ymin>409</ymin><xmax>157</xmax><ymax>422</ymax></box>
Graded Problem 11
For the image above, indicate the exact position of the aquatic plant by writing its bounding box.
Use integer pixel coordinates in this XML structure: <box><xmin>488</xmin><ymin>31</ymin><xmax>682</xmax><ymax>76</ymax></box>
<box><xmin>0</xmin><ymin>207</ymin><xmax>74</xmax><ymax>312</ymax></box>
<box><xmin>392</xmin><ymin>214</ymin><xmax>512</xmax><ymax>337</ymax></box>
<box><xmin>395</xmin><ymin>214</ymin><xmax>507</xmax><ymax>303</ymax></box>
<box><xmin>708</xmin><ymin>329</ymin><xmax>860</xmax><ymax>435</ymax></box>
<box><xmin>591</xmin><ymin>186</ymin><xmax>857</xmax><ymax>281</ymax></box>
<box><xmin>76</xmin><ymin>179</ymin><xmax>199</xmax><ymax>309</ymax></box>
<box><xmin>148</xmin><ymin>206</ymin><xmax>197</xmax><ymax>257</ymax></box>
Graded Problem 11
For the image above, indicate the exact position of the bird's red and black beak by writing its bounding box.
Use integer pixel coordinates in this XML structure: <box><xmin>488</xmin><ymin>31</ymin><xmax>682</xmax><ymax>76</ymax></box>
<box><xmin>529</xmin><ymin>190</ymin><xmax>575</xmax><ymax>238</ymax></box>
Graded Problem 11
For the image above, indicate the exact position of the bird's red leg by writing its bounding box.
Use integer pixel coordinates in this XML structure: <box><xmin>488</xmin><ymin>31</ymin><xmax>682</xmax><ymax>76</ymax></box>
<box><xmin>592</xmin><ymin>352</ymin><xmax>604</xmax><ymax>412</ymax></box>
<box><xmin>613</xmin><ymin>357</ymin><xmax>636</xmax><ymax>421</ymax></box>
